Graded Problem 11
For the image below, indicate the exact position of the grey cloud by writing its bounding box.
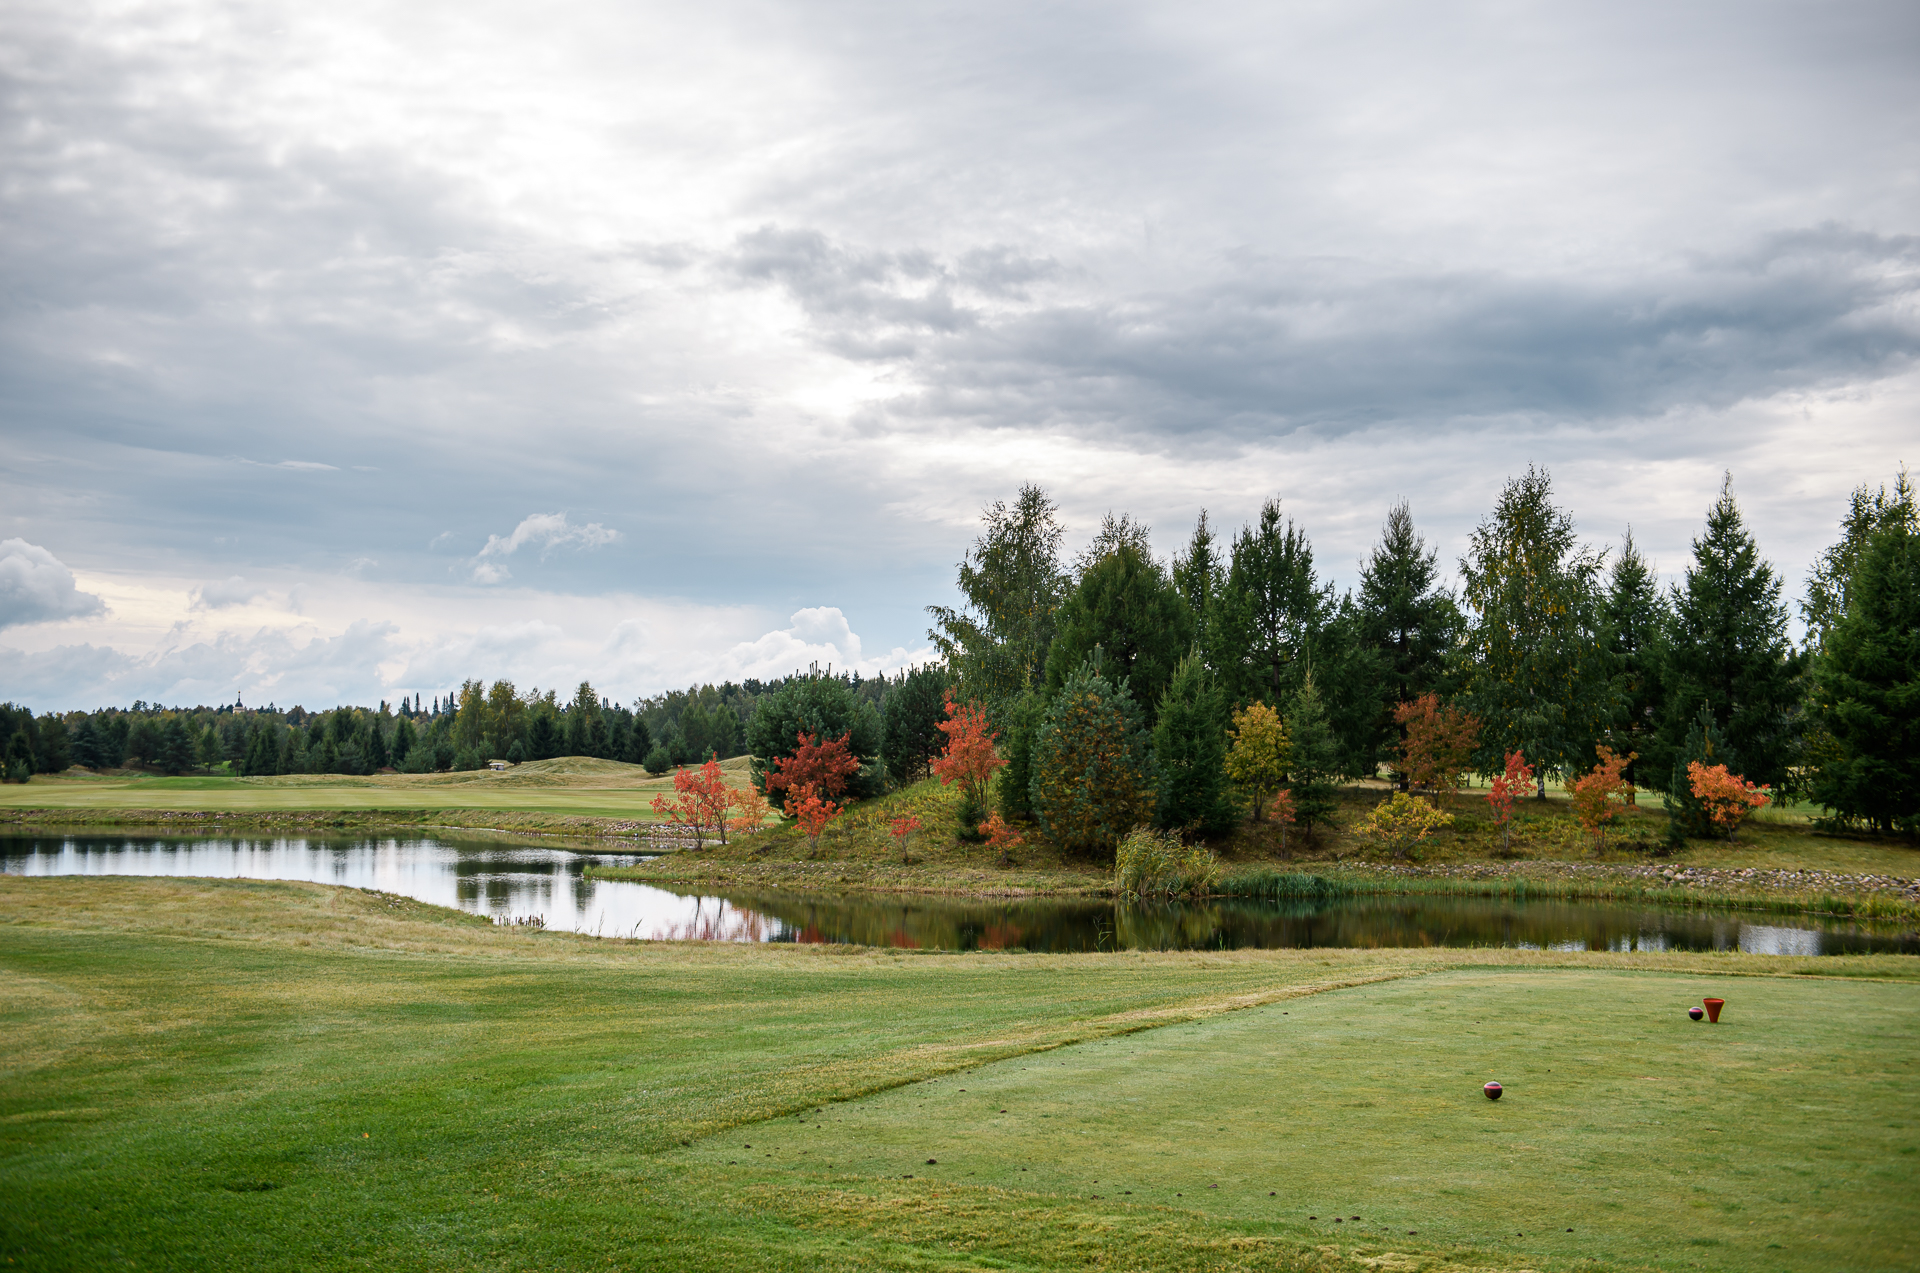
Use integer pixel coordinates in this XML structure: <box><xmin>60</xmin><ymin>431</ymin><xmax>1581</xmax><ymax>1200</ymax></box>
<box><xmin>0</xmin><ymin>539</ymin><xmax>107</xmax><ymax>629</ymax></box>
<box><xmin>191</xmin><ymin>576</ymin><xmax>269</xmax><ymax>610</ymax></box>
<box><xmin>744</xmin><ymin>225</ymin><xmax>1920</xmax><ymax>437</ymax></box>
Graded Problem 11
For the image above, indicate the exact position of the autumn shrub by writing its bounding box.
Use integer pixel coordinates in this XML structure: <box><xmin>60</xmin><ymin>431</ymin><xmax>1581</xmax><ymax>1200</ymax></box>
<box><xmin>1114</xmin><ymin>827</ymin><xmax>1219</xmax><ymax>899</ymax></box>
<box><xmin>1358</xmin><ymin>791</ymin><xmax>1453</xmax><ymax>859</ymax></box>
<box><xmin>1568</xmin><ymin>745</ymin><xmax>1635</xmax><ymax>851</ymax></box>
<box><xmin>1393</xmin><ymin>693</ymin><xmax>1480</xmax><ymax>805</ymax></box>
<box><xmin>1223</xmin><ymin>701</ymin><xmax>1289</xmax><ymax>820</ymax></box>
<box><xmin>931</xmin><ymin>695</ymin><xmax>1006</xmax><ymax>840</ymax></box>
<box><xmin>1688</xmin><ymin>761</ymin><xmax>1770</xmax><ymax>840</ymax></box>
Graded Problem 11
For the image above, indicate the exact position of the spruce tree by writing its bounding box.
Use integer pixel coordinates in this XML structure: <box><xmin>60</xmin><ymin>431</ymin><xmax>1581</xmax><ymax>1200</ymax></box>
<box><xmin>1808</xmin><ymin>516</ymin><xmax>1920</xmax><ymax>834</ymax></box>
<box><xmin>1357</xmin><ymin>500</ymin><xmax>1460</xmax><ymax>708</ymax></box>
<box><xmin>1604</xmin><ymin>528</ymin><xmax>1668</xmax><ymax>788</ymax></box>
<box><xmin>1803</xmin><ymin>469</ymin><xmax>1916</xmax><ymax>650</ymax></box>
<box><xmin>1172</xmin><ymin>511</ymin><xmax>1224</xmax><ymax>661</ymax></box>
<box><xmin>1152</xmin><ymin>654</ymin><xmax>1233</xmax><ymax>836</ymax></box>
<box><xmin>1659</xmin><ymin>476</ymin><xmax>1803</xmax><ymax>789</ymax></box>
<box><xmin>1664</xmin><ymin>706</ymin><xmax>1738</xmax><ymax>838</ymax></box>
<box><xmin>1283</xmin><ymin>674</ymin><xmax>1342</xmax><ymax>835</ymax></box>
<box><xmin>1213</xmin><ymin>498</ymin><xmax>1331</xmax><ymax>707</ymax></box>
<box><xmin>927</xmin><ymin>484</ymin><xmax>1069</xmax><ymax>716</ymax></box>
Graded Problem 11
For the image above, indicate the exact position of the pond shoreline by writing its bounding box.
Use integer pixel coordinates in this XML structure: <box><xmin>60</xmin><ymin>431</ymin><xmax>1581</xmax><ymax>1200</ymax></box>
<box><xmin>0</xmin><ymin>805</ymin><xmax>685</xmax><ymax>851</ymax></box>
<box><xmin>603</xmin><ymin>855</ymin><xmax>1920</xmax><ymax>923</ymax></box>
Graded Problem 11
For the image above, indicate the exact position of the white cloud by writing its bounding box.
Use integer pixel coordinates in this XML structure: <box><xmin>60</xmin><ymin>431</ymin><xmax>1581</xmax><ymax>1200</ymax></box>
<box><xmin>716</xmin><ymin>607</ymin><xmax>936</xmax><ymax>683</ymax></box>
<box><xmin>0</xmin><ymin>539</ymin><xmax>107</xmax><ymax>630</ymax></box>
<box><xmin>469</xmin><ymin>513</ymin><xmax>622</xmax><ymax>582</ymax></box>
<box><xmin>191</xmin><ymin>576</ymin><xmax>270</xmax><ymax>610</ymax></box>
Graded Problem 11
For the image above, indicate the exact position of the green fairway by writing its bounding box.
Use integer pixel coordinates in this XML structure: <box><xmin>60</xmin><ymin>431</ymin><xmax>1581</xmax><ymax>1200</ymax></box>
<box><xmin>0</xmin><ymin>757</ymin><xmax>763</xmax><ymax>823</ymax></box>
<box><xmin>3</xmin><ymin>875</ymin><xmax>1916</xmax><ymax>1271</ymax></box>
<box><xmin>687</xmin><ymin>969</ymin><xmax>1919</xmax><ymax>1272</ymax></box>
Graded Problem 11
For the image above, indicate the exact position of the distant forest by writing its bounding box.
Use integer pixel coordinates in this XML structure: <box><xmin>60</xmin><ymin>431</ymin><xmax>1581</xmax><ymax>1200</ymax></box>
<box><xmin>0</xmin><ymin>663</ymin><xmax>946</xmax><ymax>789</ymax></box>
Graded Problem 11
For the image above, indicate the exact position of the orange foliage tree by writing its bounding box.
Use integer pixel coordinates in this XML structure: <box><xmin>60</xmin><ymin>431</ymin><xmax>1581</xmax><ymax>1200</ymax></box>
<box><xmin>765</xmin><ymin>731</ymin><xmax>860</xmax><ymax>806</ymax></box>
<box><xmin>1485</xmin><ymin>749</ymin><xmax>1535</xmax><ymax>855</ymax></box>
<box><xmin>1393</xmin><ymin>694</ymin><xmax>1481</xmax><ymax>806</ymax></box>
<box><xmin>1687</xmin><ymin>762</ymin><xmax>1770</xmax><ymax>840</ymax></box>
<box><xmin>1568</xmin><ymin>746</ymin><xmax>1636</xmax><ymax>851</ymax></box>
<box><xmin>930</xmin><ymin>694</ymin><xmax>1008</xmax><ymax>830</ymax></box>
<box><xmin>728</xmin><ymin>784</ymin><xmax>774</xmax><ymax>837</ymax></box>
<box><xmin>979</xmin><ymin>810</ymin><xmax>1023</xmax><ymax>854</ymax></box>
<box><xmin>787</xmin><ymin>783</ymin><xmax>842</xmax><ymax>856</ymax></box>
<box><xmin>650</xmin><ymin>758</ymin><xmax>737</xmax><ymax>848</ymax></box>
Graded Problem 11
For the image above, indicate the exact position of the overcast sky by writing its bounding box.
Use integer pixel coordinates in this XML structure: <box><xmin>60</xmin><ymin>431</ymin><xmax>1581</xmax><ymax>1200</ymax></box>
<box><xmin>3</xmin><ymin>0</ymin><xmax>1916</xmax><ymax>712</ymax></box>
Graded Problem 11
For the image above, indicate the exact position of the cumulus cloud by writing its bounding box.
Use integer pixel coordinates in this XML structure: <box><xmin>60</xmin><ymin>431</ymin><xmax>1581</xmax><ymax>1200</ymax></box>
<box><xmin>191</xmin><ymin>576</ymin><xmax>270</xmax><ymax>610</ymax></box>
<box><xmin>469</xmin><ymin>514</ymin><xmax>622</xmax><ymax>582</ymax></box>
<box><xmin>717</xmin><ymin>607</ymin><xmax>936</xmax><ymax>682</ymax></box>
<box><xmin>0</xmin><ymin>539</ymin><xmax>107</xmax><ymax>630</ymax></box>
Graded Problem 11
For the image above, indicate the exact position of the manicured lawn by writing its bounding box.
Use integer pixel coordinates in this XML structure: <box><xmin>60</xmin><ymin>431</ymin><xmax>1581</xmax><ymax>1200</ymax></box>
<box><xmin>0</xmin><ymin>757</ymin><xmax>762</xmax><ymax>823</ymax></box>
<box><xmin>2</xmin><ymin>875</ymin><xmax>1915</xmax><ymax>1271</ymax></box>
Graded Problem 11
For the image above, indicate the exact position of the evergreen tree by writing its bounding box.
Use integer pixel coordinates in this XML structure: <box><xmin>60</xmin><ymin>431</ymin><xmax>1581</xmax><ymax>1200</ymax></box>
<box><xmin>927</xmin><ymin>484</ymin><xmax>1069</xmax><ymax>717</ymax></box>
<box><xmin>155</xmin><ymin>717</ymin><xmax>196</xmax><ymax>775</ymax></box>
<box><xmin>1045</xmin><ymin>538</ymin><xmax>1193</xmax><ymax>725</ymax></box>
<box><xmin>1803</xmin><ymin>469</ymin><xmax>1916</xmax><ymax>650</ymax></box>
<box><xmin>1808</xmin><ymin>515</ymin><xmax>1920</xmax><ymax>834</ymax></box>
<box><xmin>882</xmin><ymin>664</ymin><xmax>952</xmax><ymax>785</ymax></box>
<box><xmin>995</xmin><ymin>691</ymin><xmax>1044</xmax><ymax>822</ymax></box>
<box><xmin>1457</xmin><ymin>466</ymin><xmax>1615</xmax><ymax>786</ymax></box>
<box><xmin>391</xmin><ymin>717</ymin><xmax>416</xmax><ymax>766</ymax></box>
<box><xmin>36</xmin><ymin>714</ymin><xmax>71</xmax><ymax>773</ymax></box>
<box><xmin>625</xmin><ymin>715</ymin><xmax>652</xmax><ymax>765</ymax></box>
<box><xmin>1213</xmin><ymin>499</ymin><xmax>1331</xmax><ymax>707</ymax></box>
<box><xmin>1171</xmin><ymin>510</ymin><xmax>1224</xmax><ymax>655</ymax></box>
<box><xmin>367</xmin><ymin>723</ymin><xmax>390</xmax><ymax>770</ymax></box>
<box><xmin>69</xmin><ymin>717</ymin><xmax>103</xmax><ymax>770</ymax></box>
<box><xmin>1152</xmin><ymin>654</ymin><xmax>1233</xmax><ymax>836</ymax></box>
<box><xmin>1604</xmin><ymin>528</ymin><xmax>1668</xmax><ymax>788</ymax></box>
<box><xmin>1030</xmin><ymin>656</ymin><xmax>1156</xmax><ymax>856</ymax></box>
<box><xmin>1357</xmin><ymin>500</ymin><xmax>1459</xmax><ymax>706</ymax></box>
<box><xmin>528</xmin><ymin>712</ymin><xmax>560</xmax><ymax>761</ymax></box>
<box><xmin>4</xmin><ymin>729</ymin><xmax>32</xmax><ymax>783</ymax></box>
<box><xmin>1659</xmin><ymin>476</ymin><xmax>1803</xmax><ymax>789</ymax></box>
<box><xmin>1283</xmin><ymin>675</ymin><xmax>1342</xmax><ymax>835</ymax></box>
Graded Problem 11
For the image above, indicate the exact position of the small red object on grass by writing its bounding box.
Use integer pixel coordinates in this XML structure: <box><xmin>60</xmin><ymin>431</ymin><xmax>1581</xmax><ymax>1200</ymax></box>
<box><xmin>1688</xmin><ymin>1006</ymin><xmax>1705</xmax><ymax>1021</ymax></box>
<box><xmin>1703</xmin><ymin>997</ymin><xmax>1725</xmax><ymax>1024</ymax></box>
<box><xmin>1483</xmin><ymin>1081</ymin><xmax>1503</xmax><ymax>1100</ymax></box>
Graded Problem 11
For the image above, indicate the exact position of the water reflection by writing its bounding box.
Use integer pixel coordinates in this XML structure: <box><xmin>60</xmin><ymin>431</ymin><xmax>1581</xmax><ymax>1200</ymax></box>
<box><xmin>3</xmin><ymin>833</ymin><xmax>1913</xmax><ymax>954</ymax></box>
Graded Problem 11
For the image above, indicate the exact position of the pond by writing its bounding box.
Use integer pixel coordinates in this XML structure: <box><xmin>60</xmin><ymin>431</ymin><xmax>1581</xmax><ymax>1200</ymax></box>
<box><xmin>3</xmin><ymin>832</ymin><xmax>1914</xmax><ymax>955</ymax></box>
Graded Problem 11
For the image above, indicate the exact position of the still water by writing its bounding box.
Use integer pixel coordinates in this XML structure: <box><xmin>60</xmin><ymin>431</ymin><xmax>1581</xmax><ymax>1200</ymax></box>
<box><xmin>3</xmin><ymin>832</ymin><xmax>1913</xmax><ymax>955</ymax></box>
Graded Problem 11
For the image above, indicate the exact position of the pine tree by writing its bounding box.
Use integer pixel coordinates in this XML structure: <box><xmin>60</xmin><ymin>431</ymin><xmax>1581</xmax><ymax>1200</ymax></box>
<box><xmin>1604</xmin><ymin>528</ymin><xmax>1668</xmax><ymax>789</ymax></box>
<box><xmin>1659</xmin><ymin>475</ymin><xmax>1803</xmax><ymax>789</ymax></box>
<box><xmin>1152</xmin><ymin>654</ymin><xmax>1233</xmax><ymax>836</ymax></box>
<box><xmin>1664</xmin><ymin>706</ymin><xmax>1738</xmax><ymax>838</ymax></box>
<box><xmin>1171</xmin><ymin>510</ymin><xmax>1224</xmax><ymax>658</ymax></box>
<box><xmin>155</xmin><ymin>717</ymin><xmax>196</xmax><ymax>775</ymax></box>
<box><xmin>1808</xmin><ymin>516</ymin><xmax>1920</xmax><ymax>833</ymax></box>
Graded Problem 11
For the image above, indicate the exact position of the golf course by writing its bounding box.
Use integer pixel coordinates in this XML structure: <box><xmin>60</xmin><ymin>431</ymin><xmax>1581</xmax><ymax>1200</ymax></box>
<box><xmin>3</xmin><ymin>870</ymin><xmax>1916</xmax><ymax>1272</ymax></box>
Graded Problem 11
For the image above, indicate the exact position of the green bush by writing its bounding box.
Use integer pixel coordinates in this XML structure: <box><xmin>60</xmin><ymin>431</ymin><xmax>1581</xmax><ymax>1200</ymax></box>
<box><xmin>1115</xmin><ymin>828</ymin><xmax>1219</xmax><ymax>899</ymax></box>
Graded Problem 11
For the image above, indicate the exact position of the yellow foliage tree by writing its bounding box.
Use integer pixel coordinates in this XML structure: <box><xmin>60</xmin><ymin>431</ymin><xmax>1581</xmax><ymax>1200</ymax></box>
<box><xmin>1224</xmin><ymin>701</ymin><xmax>1290</xmax><ymax>821</ymax></box>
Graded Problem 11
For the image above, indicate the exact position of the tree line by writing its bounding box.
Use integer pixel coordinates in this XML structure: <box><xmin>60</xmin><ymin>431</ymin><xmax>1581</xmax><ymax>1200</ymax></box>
<box><xmin>927</xmin><ymin>467</ymin><xmax>1917</xmax><ymax>844</ymax></box>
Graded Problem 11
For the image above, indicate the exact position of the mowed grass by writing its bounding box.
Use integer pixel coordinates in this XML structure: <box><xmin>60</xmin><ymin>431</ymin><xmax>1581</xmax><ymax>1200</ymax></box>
<box><xmin>0</xmin><ymin>756</ymin><xmax>758</xmax><ymax>822</ymax></box>
<box><xmin>695</xmin><ymin>970</ymin><xmax>1920</xmax><ymax>1273</ymax></box>
<box><xmin>3</xmin><ymin>875</ymin><xmax>1917</xmax><ymax>1272</ymax></box>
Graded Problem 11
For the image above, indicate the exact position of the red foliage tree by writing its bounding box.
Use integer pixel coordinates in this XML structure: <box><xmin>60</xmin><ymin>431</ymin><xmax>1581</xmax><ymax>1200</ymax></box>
<box><xmin>889</xmin><ymin>814</ymin><xmax>922</xmax><ymax>862</ymax></box>
<box><xmin>930</xmin><ymin>695</ymin><xmax>1007</xmax><ymax>813</ymax></box>
<box><xmin>1393</xmin><ymin>694</ymin><xmax>1481</xmax><ymax>806</ymax></box>
<box><xmin>787</xmin><ymin>782</ymin><xmax>842</xmax><ymax>855</ymax></box>
<box><xmin>1485</xmin><ymin>749</ymin><xmax>1535</xmax><ymax>855</ymax></box>
<box><xmin>651</xmin><ymin>758</ymin><xmax>736</xmax><ymax>848</ymax></box>
<box><xmin>1267</xmin><ymin>789</ymin><xmax>1297</xmax><ymax>854</ymax></box>
<box><xmin>766</xmin><ymin>731</ymin><xmax>860</xmax><ymax>805</ymax></box>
